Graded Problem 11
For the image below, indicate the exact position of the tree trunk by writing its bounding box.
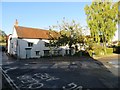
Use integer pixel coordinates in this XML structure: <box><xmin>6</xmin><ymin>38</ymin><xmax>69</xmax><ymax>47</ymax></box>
<box><xmin>103</xmin><ymin>42</ymin><xmax>107</xmax><ymax>55</ymax></box>
<box><xmin>69</xmin><ymin>44</ymin><xmax>72</xmax><ymax>56</ymax></box>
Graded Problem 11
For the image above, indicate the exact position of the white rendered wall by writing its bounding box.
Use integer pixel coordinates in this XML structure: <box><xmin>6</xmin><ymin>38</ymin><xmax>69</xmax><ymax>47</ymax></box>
<box><xmin>8</xmin><ymin>37</ymin><xmax>18</xmax><ymax>55</ymax></box>
<box><xmin>7</xmin><ymin>35</ymin><xmax>12</xmax><ymax>54</ymax></box>
<box><xmin>17</xmin><ymin>38</ymin><xmax>50</xmax><ymax>59</ymax></box>
<box><xmin>8</xmin><ymin>27</ymin><xmax>18</xmax><ymax>55</ymax></box>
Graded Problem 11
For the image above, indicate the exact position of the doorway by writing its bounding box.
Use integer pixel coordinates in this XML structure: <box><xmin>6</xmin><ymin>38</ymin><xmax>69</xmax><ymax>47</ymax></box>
<box><xmin>25</xmin><ymin>48</ymin><xmax>31</xmax><ymax>59</ymax></box>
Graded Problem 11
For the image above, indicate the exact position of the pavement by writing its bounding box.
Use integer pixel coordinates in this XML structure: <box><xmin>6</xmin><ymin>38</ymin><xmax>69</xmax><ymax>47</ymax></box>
<box><xmin>1</xmin><ymin>51</ymin><xmax>119</xmax><ymax>90</ymax></box>
<box><xmin>95</xmin><ymin>54</ymin><xmax>120</xmax><ymax>77</ymax></box>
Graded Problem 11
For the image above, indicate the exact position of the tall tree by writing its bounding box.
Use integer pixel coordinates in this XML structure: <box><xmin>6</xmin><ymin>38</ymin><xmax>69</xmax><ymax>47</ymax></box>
<box><xmin>47</xmin><ymin>26</ymin><xmax>59</xmax><ymax>56</ymax></box>
<box><xmin>118</xmin><ymin>1</ymin><xmax>120</xmax><ymax>42</ymax></box>
<box><xmin>84</xmin><ymin>0</ymin><xmax>118</xmax><ymax>53</ymax></box>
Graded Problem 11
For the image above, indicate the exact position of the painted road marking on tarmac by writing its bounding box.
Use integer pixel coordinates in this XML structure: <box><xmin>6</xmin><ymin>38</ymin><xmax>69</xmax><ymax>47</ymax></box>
<box><xmin>1</xmin><ymin>68</ymin><xmax>20</xmax><ymax>90</ymax></box>
<box><xmin>104</xmin><ymin>64</ymin><xmax>119</xmax><ymax>69</ymax></box>
<box><xmin>17</xmin><ymin>73</ymin><xmax>60</xmax><ymax>89</ymax></box>
<box><xmin>40</xmin><ymin>66</ymin><xmax>48</xmax><ymax>69</ymax></box>
<box><xmin>63</xmin><ymin>82</ymin><xmax>83</xmax><ymax>90</ymax></box>
<box><xmin>104</xmin><ymin>65</ymin><xmax>111</xmax><ymax>68</ymax></box>
<box><xmin>112</xmin><ymin>65</ymin><xmax>119</xmax><ymax>68</ymax></box>
<box><xmin>4</xmin><ymin>67</ymin><xmax>18</xmax><ymax>73</ymax></box>
<box><xmin>28</xmin><ymin>83</ymin><xmax>44</xmax><ymax>89</ymax></box>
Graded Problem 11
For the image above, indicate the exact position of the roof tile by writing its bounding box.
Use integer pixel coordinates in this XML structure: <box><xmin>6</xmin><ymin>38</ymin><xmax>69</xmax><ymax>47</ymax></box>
<box><xmin>15</xmin><ymin>26</ymin><xmax>59</xmax><ymax>39</ymax></box>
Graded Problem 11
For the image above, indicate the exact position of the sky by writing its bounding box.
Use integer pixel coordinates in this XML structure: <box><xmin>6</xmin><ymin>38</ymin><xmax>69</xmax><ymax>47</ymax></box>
<box><xmin>2</xmin><ymin>2</ymin><xmax>91</xmax><ymax>35</ymax></box>
<box><xmin>1</xmin><ymin>0</ymin><xmax>119</xmax><ymax>41</ymax></box>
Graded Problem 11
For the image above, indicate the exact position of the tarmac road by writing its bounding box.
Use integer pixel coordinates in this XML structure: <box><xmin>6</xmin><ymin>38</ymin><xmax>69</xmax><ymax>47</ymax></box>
<box><xmin>0</xmin><ymin>49</ymin><xmax>2</xmax><ymax>90</ymax></box>
<box><xmin>1</xmin><ymin>51</ymin><xmax>119</xmax><ymax>90</ymax></box>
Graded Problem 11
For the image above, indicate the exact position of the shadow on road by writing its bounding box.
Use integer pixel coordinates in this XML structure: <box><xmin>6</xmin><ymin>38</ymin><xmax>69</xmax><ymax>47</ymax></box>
<box><xmin>1</xmin><ymin>50</ymin><xmax>119</xmax><ymax>89</ymax></box>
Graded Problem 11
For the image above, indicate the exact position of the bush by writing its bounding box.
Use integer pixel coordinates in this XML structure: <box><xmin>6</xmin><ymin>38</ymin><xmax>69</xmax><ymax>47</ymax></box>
<box><xmin>87</xmin><ymin>44</ymin><xmax>104</xmax><ymax>56</ymax></box>
<box><xmin>118</xmin><ymin>42</ymin><xmax>120</xmax><ymax>46</ymax></box>
<box><xmin>113</xmin><ymin>46</ymin><xmax>120</xmax><ymax>54</ymax></box>
<box><xmin>88</xmin><ymin>50</ymin><xmax>93</xmax><ymax>57</ymax></box>
<box><xmin>74</xmin><ymin>50</ymin><xmax>90</xmax><ymax>56</ymax></box>
<box><xmin>106</xmin><ymin>48</ymin><xmax>113</xmax><ymax>54</ymax></box>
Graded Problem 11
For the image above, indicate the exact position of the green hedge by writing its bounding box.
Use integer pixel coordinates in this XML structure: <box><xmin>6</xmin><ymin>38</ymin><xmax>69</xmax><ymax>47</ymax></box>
<box><xmin>113</xmin><ymin>46</ymin><xmax>120</xmax><ymax>53</ymax></box>
<box><xmin>88</xmin><ymin>46</ymin><xmax>104</xmax><ymax>57</ymax></box>
<box><xmin>87</xmin><ymin>44</ymin><xmax>113</xmax><ymax>56</ymax></box>
<box><xmin>106</xmin><ymin>48</ymin><xmax>113</xmax><ymax>54</ymax></box>
<box><xmin>88</xmin><ymin>50</ymin><xmax>93</xmax><ymax>57</ymax></box>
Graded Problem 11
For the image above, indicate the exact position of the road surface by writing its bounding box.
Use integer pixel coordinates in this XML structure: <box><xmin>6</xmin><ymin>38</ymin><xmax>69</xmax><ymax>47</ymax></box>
<box><xmin>1</xmin><ymin>51</ymin><xmax>119</xmax><ymax>90</ymax></box>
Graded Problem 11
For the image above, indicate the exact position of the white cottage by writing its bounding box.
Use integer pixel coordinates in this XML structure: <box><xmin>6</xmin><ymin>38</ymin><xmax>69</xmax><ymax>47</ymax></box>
<box><xmin>7</xmin><ymin>20</ymin><xmax>69</xmax><ymax>59</ymax></box>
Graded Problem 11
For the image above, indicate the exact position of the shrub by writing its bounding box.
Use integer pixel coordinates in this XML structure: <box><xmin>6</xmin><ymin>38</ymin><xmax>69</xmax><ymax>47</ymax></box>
<box><xmin>87</xmin><ymin>44</ymin><xmax>104</xmax><ymax>56</ymax></box>
<box><xmin>74</xmin><ymin>50</ymin><xmax>90</xmax><ymax>56</ymax></box>
<box><xmin>88</xmin><ymin>50</ymin><xmax>93</xmax><ymax>57</ymax></box>
<box><xmin>106</xmin><ymin>48</ymin><xmax>113</xmax><ymax>54</ymax></box>
<box><xmin>113</xmin><ymin>46</ymin><xmax>120</xmax><ymax>54</ymax></box>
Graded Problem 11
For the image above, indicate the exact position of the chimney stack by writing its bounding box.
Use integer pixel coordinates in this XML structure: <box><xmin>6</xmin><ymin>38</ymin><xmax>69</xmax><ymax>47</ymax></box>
<box><xmin>14</xmin><ymin>19</ymin><xmax>18</xmax><ymax>26</ymax></box>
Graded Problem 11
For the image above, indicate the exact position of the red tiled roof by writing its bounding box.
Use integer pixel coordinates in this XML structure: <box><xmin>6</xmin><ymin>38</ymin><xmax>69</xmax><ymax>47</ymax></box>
<box><xmin>15</xmin><ymin>26</ymin><xmax>59</xmax><ymax>39</ymax></box>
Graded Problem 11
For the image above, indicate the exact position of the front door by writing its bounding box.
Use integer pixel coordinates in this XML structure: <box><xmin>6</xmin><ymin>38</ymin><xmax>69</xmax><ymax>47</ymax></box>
<box><xmin>26</xmin><ymin>48</ymin><xmax>31</xmax><ymax>59</ymax></box>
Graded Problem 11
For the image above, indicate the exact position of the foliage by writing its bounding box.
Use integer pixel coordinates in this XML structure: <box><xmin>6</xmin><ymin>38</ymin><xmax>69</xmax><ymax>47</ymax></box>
<box><xmin>46</xmin><ymin>28</ymin><xmax>59</xmax><ymax>56</ymax></box>
<box><xmin>87</xmin><ymin>43</ymin><xmax>104</xmax><ymax>56</ymax></box>
<box><xmin>113</xmin><ymin>41</ymin><xmax>120</xmax><ymax>54</ymax></box>
<box><xmin>113</xmin><ymin>46</ymin><xmax>120</xmax><ymax>54</ymax></box>
<box><xmin>118</xmin><ymin>41</ymin><xmax>120</xmax><ymax>46</ymax></box>
<box><xmin>58</xmin><ymin>19</ymin><xmax>84</xmax><ymax>46</ymax></box>
<box><xmin>0</xmin><ymin>30</ymin><xmax>7</xmax><ymax>43</ymax></box>
<box><xmin>84</xmin><ymin>0</ymin><xmax>118</xmax><ymax>53</ymax></box>
<box><xmin>74</xmin><ymin>50</ymin><xmax>90</xmax><ymax>56</ymax></box>
<box><xmin>106</xmin><ymin>48</ymin><xmax>113</xmax><ymax>54</ymax></box>
<box><xmin>88</xmin><ymin>50</ymin><xmax>93</xmax><ymax>57</ymax></box>
<box><xmin>87</xmin><ymin>44</ymin><xmax>113</xmax><ymax>56</ymax></box>
<box><xmin>50</xmin><ymin>19</ymin><xmax>84</xmax><ymax>55</ymax></box>
<box><xmin>84</xmin><ymin>35</ymin><xmax>94</xmax><ymax>49</ymax></box>
<box><xmin>119</xmin><ymin>1</ymin><xmax>120</xmax><ymax>23</ymax></box>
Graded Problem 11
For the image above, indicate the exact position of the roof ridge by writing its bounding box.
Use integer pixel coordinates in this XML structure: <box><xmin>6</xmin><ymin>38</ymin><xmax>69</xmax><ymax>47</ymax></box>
<box><xmin>16</xmin><ymin>25</ymin><xmax>50</xmax><ymax>31</ymax></box>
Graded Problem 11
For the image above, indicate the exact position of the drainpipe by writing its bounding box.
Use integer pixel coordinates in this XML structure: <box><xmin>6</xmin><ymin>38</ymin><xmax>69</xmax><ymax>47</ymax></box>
<box><xmin>16</xmin><ymin>39</ymin><xmax>19</xmax><ymax>60</ymax></box>
<box><xmin>18</xmin><ymin>40</ymin><xmax>20</xmax><ymax>59</ymax></box>
<box><xmin>17</xmin><ymin>39</ymin><xmax>20</xmax><ymax>60</ymax></box>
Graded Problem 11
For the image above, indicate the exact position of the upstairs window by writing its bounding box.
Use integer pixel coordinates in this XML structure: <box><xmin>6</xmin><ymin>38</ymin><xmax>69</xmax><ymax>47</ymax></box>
<box><xmin>36</xmin><ymin>51</ymin><xmax>40</xmax><ymax>56</ymax></box>
<box><xmin>45</xmin><ymin>42</ymin><xmax>50</xmax><ymax>47</ymax></box>
<box><xmin>28</xmin><ymin>42</ymin><xmax>33</xmax><ymax>47</ymax></box>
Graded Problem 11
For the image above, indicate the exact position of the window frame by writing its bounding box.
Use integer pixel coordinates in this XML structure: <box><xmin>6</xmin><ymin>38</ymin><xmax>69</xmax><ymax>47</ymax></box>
<box><xmin>28</xmin><ymin>42</ymin><xmax>33</xmax><ymax>47</ymax></box>
<box><xmin>44</xmin><ymin>50</ymin><xmax>50</xmax><ymax>56</ymax></box>
<box><xmin>11</xmin><ymin>43</ymin><xmax>13</xmax><ymax>48</ymax></box>
<box><xmin>36</xmin><ymin>51</ymin><xmax>40</xmax><ymax>56</ymax></box>
<box><xmin>45</xmin><ymin>42</ymin><xmax>50</xmax><ymax>47</ymax></box>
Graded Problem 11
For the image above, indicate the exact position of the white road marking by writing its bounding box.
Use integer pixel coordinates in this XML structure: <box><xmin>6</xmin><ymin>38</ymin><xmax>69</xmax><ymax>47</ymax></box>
<box><xmin>40</xmin><ymin>66</ymin><xmax>48</xmax><ymax>69</ymax></box>
<box><xmin>25</xmin><ymin>64</ymin><xmax>29</xmax><ymax>65</ymax></box>
<box><xmin>5</xmin><ymin>67</ymin><xmax>18</xmax><ymax>73</ymax></box>
<box><xmin>2</xmin><ymin>68</ymin><xmax>20</xmax><ymax>90</ymax></box>
<box><xmin>28</xmin><ymin>83</ymin><xmax>43</xmax><ymax>89</ymax></box>
<box><xmin>104</xmin><ymin>65</ymin><xmax>111</xmax><ymax>68</ymax></box>
<box><xmin>112</xmin><ymin>65</ymin><xmax>119</xmax><ymax>68</ymax></box>
<box><xmin>63</xmin><ymin>82</ymin><xmax>83</xmax><ymax>90</ymax></box>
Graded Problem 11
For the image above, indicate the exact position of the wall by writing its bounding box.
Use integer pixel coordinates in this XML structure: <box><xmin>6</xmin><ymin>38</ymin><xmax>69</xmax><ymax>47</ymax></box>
<box><xmin>8</xmin><ymin>37</ymin><xmax>18</xmax><ymax>56</ymax></box>
<box><xmin>7</xmin><ymin>35</ymin><xmax>12</xmax><ymax>54</ymax></box>
<box><xmin>7</xmin><ymin>27</ymin><xmax>18</xmax><ymax>55</ymax></box>
<box><xmin>17</xmin><ymin>38</ymin><xmax>50</xmax><ymax>59</ymax></box>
